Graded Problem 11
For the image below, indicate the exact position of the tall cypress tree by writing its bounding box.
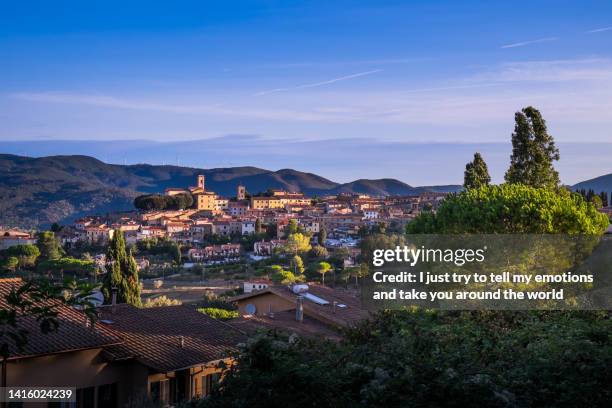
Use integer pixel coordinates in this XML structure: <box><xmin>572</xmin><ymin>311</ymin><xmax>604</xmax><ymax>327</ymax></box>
<box><xmin>504</xmin><ymin>106</ymin><xmax>560</xmax><ymax>188</ymax></box>
<box><xmin>103</xmin><ymin>231</ymin><xmax>141</xmax><ymax>306</ymax></box>
<box><xmin>318</xmin><ymin>226</ymin><xmax>327</xmax><ymax>247</ymax></box>
<box><xmin>463</xmin><ymin>152</ymin><xmax>491</xmax><ymax>189</ymax></box>
<box><xmin>123</xmin><ymin>249</ymin><xmax>141</xmax><ymax>306</ymax></box>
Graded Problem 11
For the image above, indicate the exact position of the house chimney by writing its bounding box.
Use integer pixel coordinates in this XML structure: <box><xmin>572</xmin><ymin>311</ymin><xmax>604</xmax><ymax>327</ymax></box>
<box><xmin>268</xmin><ymin>304</ymin><xmax>275</xmax><ymax>319</ymax></box>
<box><xmin>296</xmin><ymin>295</ymin><xmax>304</xmax><ymax>323</ymax></box>
<box><xmin>179</xmin><ymin>336</ymin><xmax>185</xmax><ymax>348</ymax></box>
<box><xmin>111</xmin><ymin>287</ymin><xmax>117</xmax><ymax>314</ymax></box>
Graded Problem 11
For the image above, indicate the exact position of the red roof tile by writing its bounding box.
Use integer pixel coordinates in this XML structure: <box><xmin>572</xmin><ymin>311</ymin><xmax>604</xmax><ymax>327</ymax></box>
<box><xmin>99</xmin><ymin>305</ymin><xmax>246</xmax><ymax>372</ymax></box>
<box><xmin>0</xmin><ymin>278</ymin><xmax>123</xmax><ymax>360</ymax></box>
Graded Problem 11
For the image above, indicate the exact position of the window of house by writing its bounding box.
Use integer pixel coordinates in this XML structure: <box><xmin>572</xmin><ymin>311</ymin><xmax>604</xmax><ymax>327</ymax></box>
<box><xmin>97</xmin><ymin>383</ymin><xmax>118</xmax><ymax>408</ymax></box>
<box><xmin>76</xmin><ymin>386</ymin><xmax>94</xmax><ymax>408</ymax></box>
<box><xmin>150</xmin><ymin>379</ymin><xmax>170</xmax><ymax>406</ymax></box>
<box><xmin>203</xmin><ymin>372</ymin><xmax>221</xmax><ymax>396</ymax></box>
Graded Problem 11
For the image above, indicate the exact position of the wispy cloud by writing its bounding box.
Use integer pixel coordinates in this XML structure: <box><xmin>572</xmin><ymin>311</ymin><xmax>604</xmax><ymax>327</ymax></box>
<box><xmin>9</xmin><ymin>92</ymin><xmax>362</xmax><ymax>122</ymax></box>
<box><xmin>500</xmin><ymin>37</ymin><xmax>558</xmax><ymax>49</ymax></box>
<box><xmin>10</xmin><ymin>93</ymin><xmax>224</xmax><ymax>113</ymax></box>
<box><xmin>587</xmin><ymin>26</ymin><xmax>612</xmax><ymax>33</ymax></box>
<box><xmin>257</xmin><ymin>58</ymin><xmax>427</xmax><ymax>68</ymax></box>
<box><xmin>473</xmin><ymin>58</ymin><xmax>612</xmax><ymax>82</ymax></box>
<box><xmin>253</xmin><ymin>69</ymin><xmax>383</xmax><ymax>96</ymax></box>
<box><xmin>9</xmin><ymin>58</ymin><xmax>612</xmax><ymax>130</ymax></box>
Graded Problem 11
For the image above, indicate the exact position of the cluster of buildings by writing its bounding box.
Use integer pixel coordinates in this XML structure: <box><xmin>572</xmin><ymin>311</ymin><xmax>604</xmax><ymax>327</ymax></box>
<box><xmin>54</xmin><ymin>175</ymin><xmax>445</xmax><ymax>252</ymax></box>
<box><xmin>0</xmin><ymin>228</ymin><xmax>36</xmax><ymax>250</ymax></box>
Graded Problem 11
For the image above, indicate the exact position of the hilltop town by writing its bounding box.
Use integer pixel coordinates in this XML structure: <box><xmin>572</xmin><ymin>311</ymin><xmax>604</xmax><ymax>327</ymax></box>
<box><xmin>2</xmin><ymin>174</ymin><xmax>447</xmax><ymax>275</ymax></box>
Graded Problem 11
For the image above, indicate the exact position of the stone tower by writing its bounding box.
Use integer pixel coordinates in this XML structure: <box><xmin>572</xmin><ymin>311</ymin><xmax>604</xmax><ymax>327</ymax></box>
<box><xmin>237</xmin><ymin>184</ymin><xmax>246</xmax><ymax>200</ymax></box>
<box><xmin>198</xmin><ymin>174</ymin><xmax>205</xmax><ymax>191</ymax></box>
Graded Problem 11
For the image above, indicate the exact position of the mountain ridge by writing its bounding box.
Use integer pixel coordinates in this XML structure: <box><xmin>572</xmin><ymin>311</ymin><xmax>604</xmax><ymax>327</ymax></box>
<box><xmin>0</xmin><ymin>154</ymin><xmax>462</xmax><ymax>228</ymax></box>
<box><xmin>571</xmin><ymin>173</ymin><xmax>612</xmax><ymax>194</ymax></box>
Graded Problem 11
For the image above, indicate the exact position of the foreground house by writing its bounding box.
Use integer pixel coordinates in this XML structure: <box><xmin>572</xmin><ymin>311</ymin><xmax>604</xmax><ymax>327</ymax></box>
<box><xmin>230</xmin><ymin>283</ymin><xmax>368</xmax><ymax>340</ymax></box>
<box><xmin>1</xmin><ymin>278</ymin><xmax>245</xmax><ymax>407</ymax></box>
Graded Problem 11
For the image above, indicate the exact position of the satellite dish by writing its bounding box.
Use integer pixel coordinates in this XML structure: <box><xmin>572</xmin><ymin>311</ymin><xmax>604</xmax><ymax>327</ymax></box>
<box><xmin>245</xmin><ymin>303</ymin><xmax>257</xmax><ymax>315</ymax></box>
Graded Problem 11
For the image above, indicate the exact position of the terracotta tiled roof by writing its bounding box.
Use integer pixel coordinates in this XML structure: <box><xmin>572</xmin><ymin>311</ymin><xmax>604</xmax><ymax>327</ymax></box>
<box><xmin>232</xmin><ymin>284</ymin><xmax>369</xmax><ymax>328</ymax></box>
<box><xmin>99</xmin><ymin>305</ymin><xmax>246</xmax><ymax>372</ymax></box>
<box><xmin>228</xmin><ymin>311</ymin><xmax>341</xmax><ymax>341</ymax></box>
<box><xmin>0</xmin><ymin>278</ymin><xmax>123</xmax><ymax>360</ymax></box>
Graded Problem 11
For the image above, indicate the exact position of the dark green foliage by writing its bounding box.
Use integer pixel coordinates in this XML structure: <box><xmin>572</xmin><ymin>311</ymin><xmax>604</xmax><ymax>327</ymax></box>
<box><xmin>172</xmin><ymin>243</ymin><xmax>182</xmax><ymax>265</ymax></box>
<box><xmin>407</xmin><ymin>184</ymin><xmax>609</xmax><ymax>234</ymax></box>
<box><xmin>265</xmin><ymin>223</ymin><xmax>277</xmax><ymax>239</ymax></box>
<box><xmin>4</xmin><ymin>244</ymin><xmax>40</xmax><ymax>269</ymax></box>
<box><xmin>200</xmin><ymin>291</ymin><xmax>237</xmax><ymax>311</ymax></box>
<box><xmin>133</xmin><ymin>192</ymin><xmax>193</xmax><ymax>211</ymax></box>
<box><xmin>270</xmin><ymin>268</ymin><xmax>297</xmax><ymax>285</ymax></box>
<box><xmin>102</xmin><ymin>231</ymin><xmax>141</xmax><ymax>306</ymax></box>
<box><xmin>601</xmin><ymin>191</ymin><xmax>609</xmax><ymax>207</ymax></box>
<box><xmin>308</xmin><ymin>245</ymin><xmax>328</xmax><ymax>260</ymax></box>
<box><xmin>505</xmin><ymin>106</ymin><xmax>560</xmax><ymax>188</ymax></box>
<box><xmin>577</xmin><ymin>189</ymin><xmax>609</xmax><ymax>208</ymax></box>
<box><xmin>37</xmin><ymin>257</ymin><xmax>95</xmax><ymax>278</ymax></box>
<box><xmin>317</xmin><ymin>226</ymin><xmax>327</xmax><ymax>246</ymax></box>
<box><xmin>463</xmin><ymin>152</ymin><xmax>491</xmax><ymax>189</ymax></box>
<box><xmin>36</xmin><ymin>231</ymin><xmax>63</xmax><ymax>261</ymax></box>
<box><xmin>0</xmin><ymin>257</ymin><xmax>18</xmax><ymax>273</ymax></box>
<box><xmin>197</xmin><ymin>307</ymin><xmax>239</xmax><ymax>321</ymax></box>
<box><xmin>192</xmin><ymin>310</ymin><xmax>612</xmax><ymax>408</ymax></box>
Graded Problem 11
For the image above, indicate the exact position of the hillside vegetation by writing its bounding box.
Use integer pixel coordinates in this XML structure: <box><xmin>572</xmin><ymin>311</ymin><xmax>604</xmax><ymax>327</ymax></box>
<box><xmin>0</xmin><ymin>154</ymin><xmax>460</xmax><ymax>228</ymax></box>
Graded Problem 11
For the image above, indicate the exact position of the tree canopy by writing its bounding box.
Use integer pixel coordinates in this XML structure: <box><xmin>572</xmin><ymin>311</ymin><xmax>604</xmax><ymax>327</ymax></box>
<box><xmin>463</xmin><ymin>152</ymin><xmax>491</xmax><ymax>189</ymax></box>
<box><xmin>36</xmin><ymin>231</ymin><xmax>63</xmax><ymax>261</ymax></box>
<box><xmin>505</xmin><ymin>106</ymin><xmax>560</xmax><ymax>188</ymax></box>
<box><xmin>407</xmin><ymin>184</ymin><xmax>609</xmax><ymax>234</ymax></box>
<box><xmin>282</xmin><ymin>233</ymin><xmax>312</xmax><ymax>255</ymax></box>
<box><xmin>102</xmin><ymin>231</ymin><xmax>141</xmax><ymax>306</ymax></box>
<box><xmin>134</xmin><ymin>192</ymin><xmax>194</xmax><ymax>211</ymax></box>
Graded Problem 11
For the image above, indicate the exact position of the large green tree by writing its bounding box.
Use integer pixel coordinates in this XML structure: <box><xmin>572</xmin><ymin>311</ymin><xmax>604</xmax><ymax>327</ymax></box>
<box><xmin>463</xmin><ymin>152</ymin><xmax>491</xmax><ymax>189</ymax></box>
<box><xmin>102</xmin><ymin>231</ymin><xmax>141</xmax><ymax>306</ymax></box>
<box><xmin>407</xmin><ymin>184</ymin><xmax>608</xmax><ymax>234</ymax></box>
<box><xmin>282</xmin><ymin>233</ymin><xmax>312</xmax><ymax>255</ymax></box>
<box><xmin>505</xmin><ymin>106</ymin><xmax>560</xmax><ymax>188</ymax></box>
<box><xmin>36</xmin><ymin>231</ymin><xmax>63</xmax><ymax>261</ymax></box>
<box><xmin>5</xmin><ymin>244</ymin><xmax>40</xmax><ymax>269</ymax></box>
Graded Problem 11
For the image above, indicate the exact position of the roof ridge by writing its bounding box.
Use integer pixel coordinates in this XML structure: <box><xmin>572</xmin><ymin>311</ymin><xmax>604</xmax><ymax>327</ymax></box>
<box><xmin>0</xmin><ymin>277</ymin><xmax>23</xmax><ymax>283</ymax></box>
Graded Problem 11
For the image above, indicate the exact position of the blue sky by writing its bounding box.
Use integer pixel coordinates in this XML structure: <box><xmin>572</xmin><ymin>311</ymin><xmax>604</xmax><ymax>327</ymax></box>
<box><xmin>1</xmin><ymin>1</ymin><xmax>611</xmax><ymax>183</ymax></box>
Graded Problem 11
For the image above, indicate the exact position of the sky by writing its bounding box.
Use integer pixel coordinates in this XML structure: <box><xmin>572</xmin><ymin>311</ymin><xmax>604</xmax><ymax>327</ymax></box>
<box><xmin>1</xmin><ymin>0</ymin><xmax>611</xmax><ymax>183</ymax></box>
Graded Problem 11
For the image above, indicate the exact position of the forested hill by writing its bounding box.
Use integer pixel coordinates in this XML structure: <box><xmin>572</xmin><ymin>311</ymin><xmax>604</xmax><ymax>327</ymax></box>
<box><xmin>571</xmin><ymin>173</ymin><xmax>612</xmax><ymax>194</ymax></box>
<box><xmin>0</xmin><ymin>154</ymin><xmax>462</xmax><ymax>228</ymax></box>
